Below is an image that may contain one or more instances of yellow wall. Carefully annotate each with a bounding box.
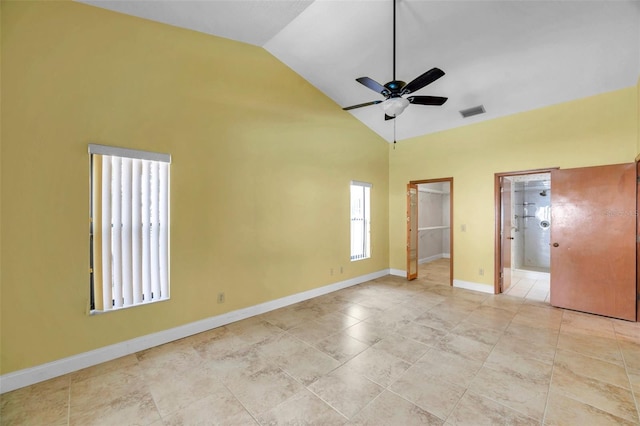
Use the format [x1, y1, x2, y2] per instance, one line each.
[389, 86, 638, 287]
[0, 1, 389, 374]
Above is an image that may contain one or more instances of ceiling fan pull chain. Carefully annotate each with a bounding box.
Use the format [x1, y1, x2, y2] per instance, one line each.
[393, 118, 397, 148]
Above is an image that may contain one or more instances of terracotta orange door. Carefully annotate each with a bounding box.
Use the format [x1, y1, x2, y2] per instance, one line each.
[501, 178, 513, 292]
[550, 163, 636, 321]
[407, 183, 418, 280]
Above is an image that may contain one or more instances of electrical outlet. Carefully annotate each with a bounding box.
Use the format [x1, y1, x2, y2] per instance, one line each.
[330, 268, 334, 276]
[340, 266, 344, 274]
[479, 268, 484, 276]
[461, 224, 467, 232]
[217, 292, 225, 304]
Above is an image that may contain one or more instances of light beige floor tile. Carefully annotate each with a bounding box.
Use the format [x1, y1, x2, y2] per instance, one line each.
[137, 339, 203, 372]
[613, 319, 640, 344]
[499, 328, 557, 365]
[225, 366, 304, 417]
[557, 332, 624, 366]
[143, 362, 223, 417]
[413, 309, 467, 332]
[550, 367, 638, 423]
[449, 321, 503, 346]
[344, 321, 393, 346]
[485, 345, 553, 383]
[434, 334, 494, 363]
[315, 311, 362, 330]
[544, 391, 637, 426]
[227, 318, 285, 346]
[342, 347, 411, 387]
[288, 319, 342, 344]
[560, 310, 617, 339]
[371, 334, 430, 364]
[255, 332, 309, 363]
[349, 390, 443, 425]
[511, 304, 562, 329]
[463, 305, 515, 331]
[554, 348, 630, 389]
[261, 306, 318, 330]
[363, 308, 415, 331]
[71, 354, 139, 383]
[162, 391, 258, 426]
[619, 339, 640, 371]
[396, 321, 448, 346]
[628, 368, 640, 394]
[340, 304, 385, 321]
[70, 365, 159, 426]
[258, 389, 346, 426]
[307, 366, 384, 419]
[276, 343, 341, 386]
[314, 331, 371, 363]
[0, 377, 70, 426]
[481, 294, 524, 313]
[204, 347, 273, 385]
[412, 348, 483, 388]
[446, 391, 538, 426]
[468, 365, 548, 421]
[389, 367, 466, 420]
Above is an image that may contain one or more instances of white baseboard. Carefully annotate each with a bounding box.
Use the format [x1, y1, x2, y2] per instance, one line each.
[418, 254, 443, 264]
[453, 279, 495, 294]
[0, 269, 390, 394]
[513, 269, 550, 280]
[389, 268, 406, 277]
[442, 253, 450, 259]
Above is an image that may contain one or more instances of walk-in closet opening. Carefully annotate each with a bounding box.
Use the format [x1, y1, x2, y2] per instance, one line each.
[407, 178, 453, 285]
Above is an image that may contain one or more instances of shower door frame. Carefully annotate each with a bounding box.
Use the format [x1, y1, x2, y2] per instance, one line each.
[494, 167, 558, 294]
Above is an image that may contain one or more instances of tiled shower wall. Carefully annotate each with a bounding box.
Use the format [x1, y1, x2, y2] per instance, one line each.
[513, 182, 551, 271]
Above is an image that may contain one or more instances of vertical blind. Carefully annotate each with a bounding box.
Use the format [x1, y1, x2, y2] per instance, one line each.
[350, 181, 371, 261]
[89, 144, 170, 311]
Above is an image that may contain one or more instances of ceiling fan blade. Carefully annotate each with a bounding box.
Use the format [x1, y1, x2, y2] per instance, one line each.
[407, 95, 448, 106]
[356, 77, 388, 95]
[343, 100, 382, 111]
[385, 114, 396, 121]
[401, 68, 445, 95]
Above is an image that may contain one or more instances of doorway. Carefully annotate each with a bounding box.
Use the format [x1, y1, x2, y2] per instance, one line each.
[407, 178, 453, 285]
[496, 164, 637, 321]
[495, 169, 556, 297]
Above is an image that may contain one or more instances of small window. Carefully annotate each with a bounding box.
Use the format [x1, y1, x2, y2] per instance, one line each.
[89, 144, 171, 312]
[350, 181, 371, 261]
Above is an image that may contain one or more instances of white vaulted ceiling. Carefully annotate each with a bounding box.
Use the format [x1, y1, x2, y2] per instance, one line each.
[79, 0, 640, 142]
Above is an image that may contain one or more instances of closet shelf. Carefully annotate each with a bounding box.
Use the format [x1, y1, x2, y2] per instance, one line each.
[418, 188, 450, 195]
[418, 226, 450, 231]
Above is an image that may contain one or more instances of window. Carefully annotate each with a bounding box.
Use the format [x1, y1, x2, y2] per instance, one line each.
[89, 144, 171, 312]
[350, 181, 371, 261]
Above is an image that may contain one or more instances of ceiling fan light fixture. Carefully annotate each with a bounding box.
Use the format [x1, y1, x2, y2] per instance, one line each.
[380, 97, 410, 117]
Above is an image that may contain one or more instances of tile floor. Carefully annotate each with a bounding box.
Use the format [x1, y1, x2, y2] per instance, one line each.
[1, 260, 639, 425]
[504, 269, 551, 304]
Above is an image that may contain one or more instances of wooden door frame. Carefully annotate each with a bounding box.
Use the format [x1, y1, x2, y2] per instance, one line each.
[636, 154, 640, 322]
[409, 177, 454, 286]
[494, 168, 557, 294]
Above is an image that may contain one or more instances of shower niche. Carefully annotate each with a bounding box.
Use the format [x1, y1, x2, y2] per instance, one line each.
[511, 177, 551, 273]
[417, 182, 450, 263]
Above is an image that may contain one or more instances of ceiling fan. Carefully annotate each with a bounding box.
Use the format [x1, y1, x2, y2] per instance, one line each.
[342, 0, 448, 121]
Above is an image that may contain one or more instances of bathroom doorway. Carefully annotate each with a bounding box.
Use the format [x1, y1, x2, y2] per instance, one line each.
[495, 169, 554, 298]
[407, 178, 453, 285]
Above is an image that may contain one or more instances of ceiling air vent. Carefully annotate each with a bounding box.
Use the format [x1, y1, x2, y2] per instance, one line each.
[459, 105, 485, 118]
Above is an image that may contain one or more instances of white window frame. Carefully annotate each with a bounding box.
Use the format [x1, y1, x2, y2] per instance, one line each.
[350, 181, 371, 261]
[89, 144, 171, 312]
